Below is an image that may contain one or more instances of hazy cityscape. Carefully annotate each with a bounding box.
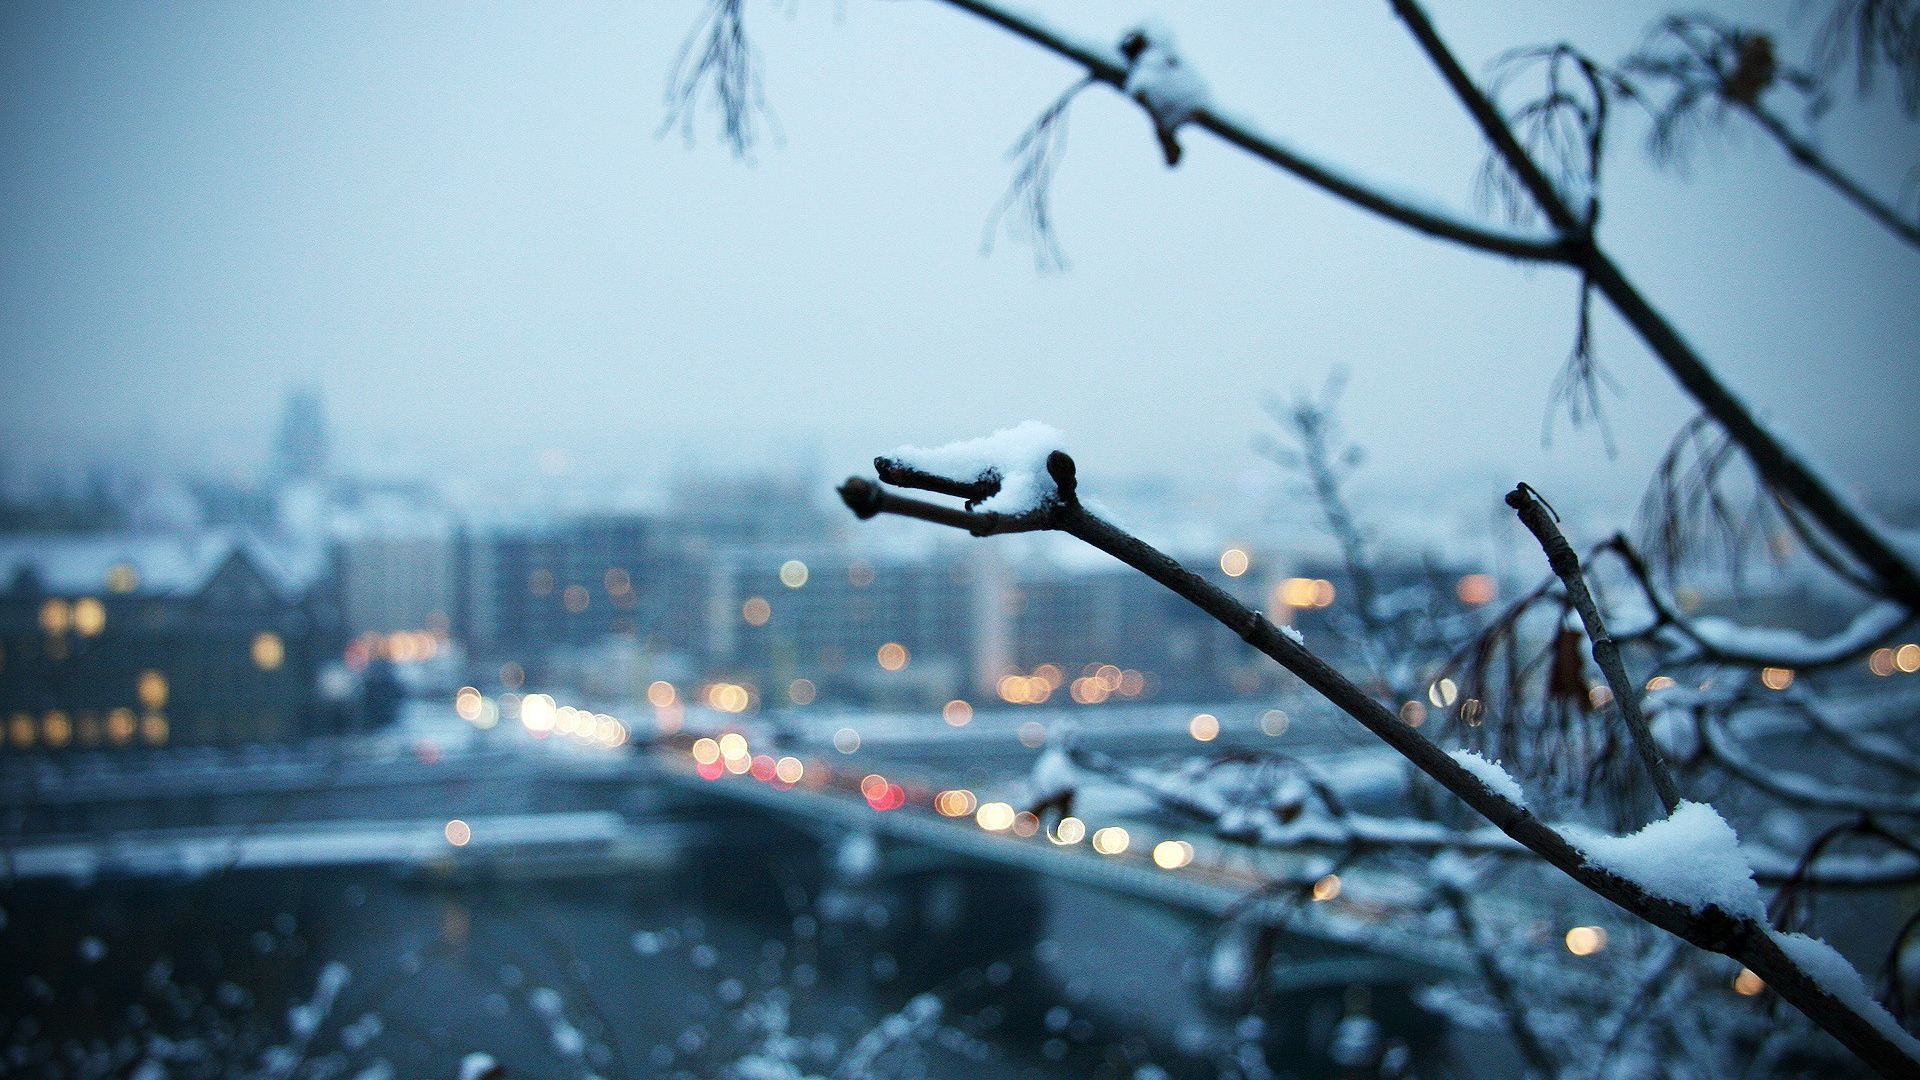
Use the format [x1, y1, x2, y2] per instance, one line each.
[5, 2, 1920, 1080]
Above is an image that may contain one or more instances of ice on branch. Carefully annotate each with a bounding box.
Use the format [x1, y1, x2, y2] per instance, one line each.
[1768, 932, 1920, 1057]
[1119, 20, 1211, 165]
[458, 1054, 503, 1080]
[1569, 801, 1764, 919]
[881, 421, 1068, 514]
[1447, 750, 1527, 809]
[1681, 600, 1909, 666]
[1027, 741, 1078, 805]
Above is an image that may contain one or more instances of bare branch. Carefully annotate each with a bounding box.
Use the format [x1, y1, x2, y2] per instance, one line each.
[1811, 0, 1920, 117]
[1507, 483, 1683, 815]
[1383, 0, 1920, 610]
[982, 77, 1092, 272]
[1624, 14, 1920, 249]
[662, 0, 777, 160]
[1438, 881, 1563, 1080]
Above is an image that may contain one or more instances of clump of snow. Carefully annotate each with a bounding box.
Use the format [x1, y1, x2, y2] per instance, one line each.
[1686, 601, 1909, 666]
[1570, 801, 1764, 920]
[1278, 623, 1305, 645]
[1446, 750, 1526, 809]
[884, 422, 1066, 515]
[1027, 743, 1078, 804]
[458, 1052, 502, 1080]
[1121, 20, 1211, 130]
[1429, 851, 1482, 889]
[1768, 931, 1920, 1057]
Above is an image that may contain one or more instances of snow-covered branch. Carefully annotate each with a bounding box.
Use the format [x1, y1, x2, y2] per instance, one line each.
[839, 434, 1920, 1077]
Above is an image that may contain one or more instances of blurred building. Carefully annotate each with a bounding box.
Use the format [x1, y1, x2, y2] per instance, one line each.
[465, 515, 704, 684]
[270, 386, 330, 485]
[0, 534, 349, 751]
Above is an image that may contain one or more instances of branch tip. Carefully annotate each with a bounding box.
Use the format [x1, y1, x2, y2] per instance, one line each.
[1046, 450, 1078, 503]
[838, 476, 883, 520]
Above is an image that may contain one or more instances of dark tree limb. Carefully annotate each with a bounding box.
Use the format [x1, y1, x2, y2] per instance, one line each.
[685, 0, 1920, 606]
[935, 0, 1581, 265]
[1383, 0, 1920, 612]
[1746, 103, 1920, 248]
[839, 450, 1920, 1078]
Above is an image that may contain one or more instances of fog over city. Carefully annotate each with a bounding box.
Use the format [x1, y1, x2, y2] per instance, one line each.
[4, 1, 1916, 532]
[4, 4, 1920, 1080]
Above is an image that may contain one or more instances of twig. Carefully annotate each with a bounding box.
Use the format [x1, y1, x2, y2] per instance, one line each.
[1506, 484, 1682, 815]
[1438, 881, 1563, 1080]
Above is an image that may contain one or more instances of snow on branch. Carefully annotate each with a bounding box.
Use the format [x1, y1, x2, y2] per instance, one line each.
[876, 421, 1069, 516]
[1567, 801, 1765, 920]
[1447, 750, 1528, 810]
[1118, 20, 1211, 165]
[1680, 600, 1911, 667]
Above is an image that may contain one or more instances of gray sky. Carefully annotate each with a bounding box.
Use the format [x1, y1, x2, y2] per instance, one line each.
[3, 1, 1916, 524]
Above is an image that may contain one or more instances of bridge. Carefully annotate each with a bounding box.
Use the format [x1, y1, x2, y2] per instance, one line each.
[0, 728, 1462, 1000]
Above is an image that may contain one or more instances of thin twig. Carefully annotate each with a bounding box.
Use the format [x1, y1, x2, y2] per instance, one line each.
[1507, 484, 1683, 815]
[1439, 881, 1563, 1080]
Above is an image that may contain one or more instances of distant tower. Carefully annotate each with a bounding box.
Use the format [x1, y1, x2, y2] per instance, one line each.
[271, 387, 330, 485]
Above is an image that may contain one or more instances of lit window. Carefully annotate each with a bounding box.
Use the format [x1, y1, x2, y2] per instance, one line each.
[1565, 926, 1607, 956]
[1455, 574, 1495, 605]
[137, 670, 169, 710]
[252, 631, 285, 671]
[72, 598, 106, 637]
[39, 598, 70, 636]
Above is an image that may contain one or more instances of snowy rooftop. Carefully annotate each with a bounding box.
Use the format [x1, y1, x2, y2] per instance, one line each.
[0, 533, 329, 600]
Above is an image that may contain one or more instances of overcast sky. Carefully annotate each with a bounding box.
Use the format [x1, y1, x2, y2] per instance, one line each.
[2, 1, 1915, 528]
